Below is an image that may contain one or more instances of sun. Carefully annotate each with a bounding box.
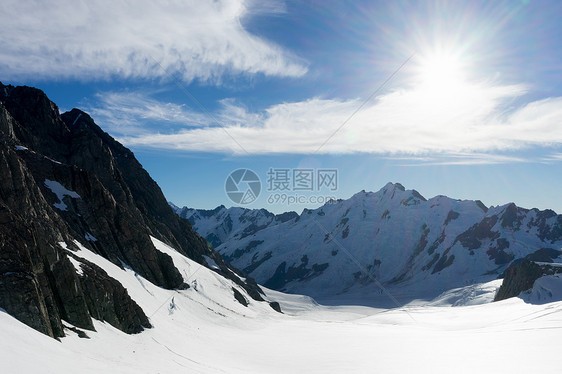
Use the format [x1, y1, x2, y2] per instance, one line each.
[416, 51, 467, 92]
[409, 48, 479, 113]
[403, 47, 486, 124]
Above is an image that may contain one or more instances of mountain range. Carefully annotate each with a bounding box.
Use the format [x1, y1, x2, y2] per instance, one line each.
[174, 182, 562, 304]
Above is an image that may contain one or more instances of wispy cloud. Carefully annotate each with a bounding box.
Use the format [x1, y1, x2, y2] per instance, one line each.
[93, 79, 562, 160]
[541, 153, 562, 162]
[0, 0, 306, 82]
[87, 91, 211, 136]
[391, 153, 529, 166]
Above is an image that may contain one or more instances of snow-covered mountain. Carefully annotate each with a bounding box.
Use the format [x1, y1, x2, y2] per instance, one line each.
[177, 182, 562, 304]
[171, 204, 298, 248]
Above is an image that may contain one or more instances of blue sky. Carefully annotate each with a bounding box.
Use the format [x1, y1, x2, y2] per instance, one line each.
[1, 0, 561, 214]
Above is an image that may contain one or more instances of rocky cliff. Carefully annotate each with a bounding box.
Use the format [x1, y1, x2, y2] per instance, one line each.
[494, 248, 562, 301]
[0, 83, 264, 338]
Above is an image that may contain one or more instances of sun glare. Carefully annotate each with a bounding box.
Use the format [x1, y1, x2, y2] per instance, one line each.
[417, 52, 466, 92]
[410, 49, 479, 114]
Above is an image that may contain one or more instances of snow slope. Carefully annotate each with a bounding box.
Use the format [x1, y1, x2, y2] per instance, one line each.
[522, 273, 562, 304]
[2, 264, 562, 373]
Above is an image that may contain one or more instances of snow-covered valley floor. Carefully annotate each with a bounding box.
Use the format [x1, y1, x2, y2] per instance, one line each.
[2, 239, 561, 373]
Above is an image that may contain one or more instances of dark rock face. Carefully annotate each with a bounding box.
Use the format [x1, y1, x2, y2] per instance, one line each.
[75, 254, 151, 333]
[0, 83, 265, 338]
[269, 301, 282, 313]
[223, 240, 264, 264]
[275, 211, 299, 223]
[525, 248, 562, 262]
[444, 210, 459, 225]
[494, 260, 543, 301]
[431, 247, 455, 274]
[531, 209, 562, 243]
[0, 132, 84, 337]
[455, 216, 500, 250]
[486, 238, 514, 265]
[494, 260, 562, 301]
[264, 257, 329, 290]
[232, 287, 248, 307]
[500, 203, 526, 229]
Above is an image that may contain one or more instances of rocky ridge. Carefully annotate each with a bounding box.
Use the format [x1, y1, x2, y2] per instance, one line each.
[0, 83, 266, 338]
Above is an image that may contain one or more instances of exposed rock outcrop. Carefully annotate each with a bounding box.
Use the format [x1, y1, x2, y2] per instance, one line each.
[494, 248, 562, 302]
[494, 260, 547, 301]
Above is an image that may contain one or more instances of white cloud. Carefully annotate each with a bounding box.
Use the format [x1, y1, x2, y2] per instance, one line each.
[541, 153, 562, 162]
[391, 153, 529, 166]
[0, 0, 306, 82]
[87, 91, 211, 135]
[89, 80, 562, 160]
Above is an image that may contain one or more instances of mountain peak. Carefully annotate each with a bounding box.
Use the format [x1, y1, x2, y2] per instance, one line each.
[382, 182, 405, 192]
[376, 182, 426, 203]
